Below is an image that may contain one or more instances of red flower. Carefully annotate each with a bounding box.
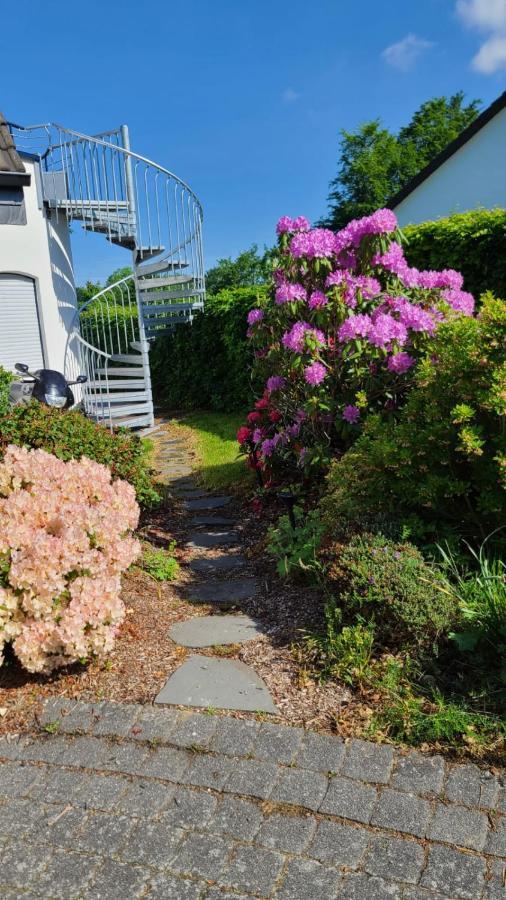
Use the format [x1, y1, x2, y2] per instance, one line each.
[255, 397, 269, 411]
[247, 411, 262, 424]
[251, 497, 263, 515]
[269, 410, 282, 423]
[237, 426, 252, 444]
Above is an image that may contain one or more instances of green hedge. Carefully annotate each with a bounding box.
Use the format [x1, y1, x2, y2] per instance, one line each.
[404, 209, 506, 300]
[150, 286, 267, 411]
[0, 366, 13, 417]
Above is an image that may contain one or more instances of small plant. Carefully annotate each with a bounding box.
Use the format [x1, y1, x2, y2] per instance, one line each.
[267, 507, 325, 581]
[42, 721, 60, 734]
[0, 365, 13, 417]
[141, 543, 179, 582]
[304, 616, 376, 686]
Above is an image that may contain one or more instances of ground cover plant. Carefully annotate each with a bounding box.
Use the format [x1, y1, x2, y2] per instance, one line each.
[141, 542, 179, 582]
[0, 444, 140, 674]
[0, 402, 160, 508]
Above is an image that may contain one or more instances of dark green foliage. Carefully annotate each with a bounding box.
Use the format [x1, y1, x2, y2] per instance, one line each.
[266, 507, 325, 580]
[324, 93, 480, 229]
[327, 534, 456, 648]
[205, 245, 269, 295]
[404, 209, 506, 300]
[0, 366, 13, 417]
[0, 402, 160, 507]
[322, 296, 506, 544]
[150, 286, 267, 411]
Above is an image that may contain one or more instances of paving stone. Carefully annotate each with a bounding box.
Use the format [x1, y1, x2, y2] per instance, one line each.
[391, 752, 446, 797]
[208, 716, 260, 756]
[252, 722, 304, 764]
[371, 788, 431, 837]
[172, 489, 208, 499]
[17, 735, 68, 765]
[84, 858, 149, 900]
[33, 848, 101, 897]
[90, 703, 141, 738]
[205, 890, 249, 900]
[58, 734, 113, 768]
[129, 707, 182, 743]
[342, 738, 395, 784]
[72, 772, 129, 811]
[210, 795, 263, 840]
[445, 763, 501, 809]
[220, 844, 285, 897]
[187, 530, 240, 549]
[274, 858, 341, 900]
[0, 734, 25, 760]
[270, 767, 329, 811]
[224, 758, 280, 800]
[184, 495, 232, 510]
[421, 845, 486, 899]
[295, 731, 345, 774]
[0, 761, 45, 798]
[172, 831, 232, 880]
[37, 804, 88, 847]
[121, 820, 184, 868]
[169, 614, 263, 648]
[486, 814, 506, 857]
[258, 812, 316, 853]
[483, 860, 506, 899]
[101, 741, 151, 775]
[146, 873, 206, 899]
[166, 711, 219, 749]
[319, 775, 378, 824]
[142, 745, 192, 781]
[428, 802, 489, 851]
[402, 890, 453, 900]
[40, 699, 100, 733]
[190, 515, 237, 527]
[188, 554, 248, 575]
[154, 655, 278, 713]
[363, 834, 425, 884]
[30, 768, 90, 805]
[116, 779, 177, 816]
[339, 872, 402, 899]
[186, 752, 235, 789]
[186, 577, 259, 608]
[0, 798, 48, 839]
[74, 811, 134, 855]
[160, 786, 218, 829]
[308, 819, 368, 868]
[1, 841, 51, 888]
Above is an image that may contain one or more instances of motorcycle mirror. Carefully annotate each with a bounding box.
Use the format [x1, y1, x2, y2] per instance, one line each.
[15, 363, 29, 373]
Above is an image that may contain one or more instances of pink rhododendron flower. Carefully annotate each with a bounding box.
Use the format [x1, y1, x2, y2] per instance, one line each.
[282, 322, 325, 353]
[266, 375, 285, 392]
[275, 282, 307, 305]
[247, 308, 264, 326]
[276, 215, 310, 235]
[338, 314, 372, 343]
[290, 228, 336, 259]
[342, 405, 361, 424]
[237, 426, 252, 444]
[304, 361, 327, 385]
[441, 289, 475, 316]
[387, 352, 416, 374]
[308, 291, 328, 309]
[368, 313, 407, 349]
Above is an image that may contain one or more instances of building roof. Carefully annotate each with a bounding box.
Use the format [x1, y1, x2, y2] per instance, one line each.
[389, 91, 506, 210]
[0, 112, 31, 186]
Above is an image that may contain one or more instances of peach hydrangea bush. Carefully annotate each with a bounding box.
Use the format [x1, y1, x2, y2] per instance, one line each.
[0, 444, 140, 673]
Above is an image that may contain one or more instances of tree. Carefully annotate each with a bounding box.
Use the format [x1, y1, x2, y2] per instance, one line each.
[323, 93, 481, 230]
[205, 244, 270, 295]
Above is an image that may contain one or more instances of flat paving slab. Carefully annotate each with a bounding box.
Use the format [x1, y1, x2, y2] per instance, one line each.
[187, 577, 259, 608]
[154, 655, 278, 712]
[158, 467, 194, 480]
[189, 555, 247, 575]
[190, 516, 237, 527]
[169, 614, 263, 648]
[184, 496, 232, 510]
[187, 531, 240, 549]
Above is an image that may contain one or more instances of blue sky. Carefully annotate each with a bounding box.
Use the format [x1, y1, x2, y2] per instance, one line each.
[3, 0, 505, 284]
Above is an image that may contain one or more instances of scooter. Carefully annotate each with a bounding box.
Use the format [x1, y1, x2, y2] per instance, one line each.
[9, 364, 87, 410]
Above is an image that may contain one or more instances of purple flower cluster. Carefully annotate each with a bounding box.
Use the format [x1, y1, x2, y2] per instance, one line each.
[334, 208, 398, 254]
[276, 215, 311, 235]
[441, 289, 475, 316]
[304, 361, 327, 385]
[247, 308, 264, 326]
[387, 351, 416, 374]
[275, 282, 307, 305]
[342, 405, 360, 424]
[282, 321, 325, 353]
[266, 375, 285, 392]
[290, 228, 336, 259]
[326, 272, 381, 308]
[308, 290, 328, 309]
[390, 297, 436, 334]
[368, 313, 407, 349]
[373, 243, 470, 300]
[337, 314, 372, 342]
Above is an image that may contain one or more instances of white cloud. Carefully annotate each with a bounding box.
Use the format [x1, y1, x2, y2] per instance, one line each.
[456, 0, 506, 73]
[381, 34, 434, 72]
[281, 88, 300, 103]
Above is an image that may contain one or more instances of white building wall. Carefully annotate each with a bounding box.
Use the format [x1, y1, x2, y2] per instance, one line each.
[394, 107, 506, 226]
[0, 157, 77, 371]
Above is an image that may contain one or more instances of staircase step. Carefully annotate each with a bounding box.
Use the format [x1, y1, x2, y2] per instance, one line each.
[136, 257, 189, 277]
[86, 391, 150, 404]
[140, 290, 202, 305]
[135, 246, 166, 263]
[138, 275, 193, 290]
[129, 341, 149, 352]
[48, 199, 130, 212]
[141, 302, 202, 317]
[110, 353, 145, 364]
[91, 402, 153, 418]
[96, 367, 144, 376]
[112, 413, 154, 429]
[108, 234, 137, 250]
[86, 379, 146, 389]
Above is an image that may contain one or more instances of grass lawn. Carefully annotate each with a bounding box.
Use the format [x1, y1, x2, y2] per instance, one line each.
[169, 410, 254, 492]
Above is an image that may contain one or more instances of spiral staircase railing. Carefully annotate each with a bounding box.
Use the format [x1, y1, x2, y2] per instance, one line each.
[9, 121, 205, 429]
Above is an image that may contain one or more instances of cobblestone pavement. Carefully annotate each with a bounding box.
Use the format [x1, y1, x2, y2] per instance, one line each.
[0, 702, 504, 898]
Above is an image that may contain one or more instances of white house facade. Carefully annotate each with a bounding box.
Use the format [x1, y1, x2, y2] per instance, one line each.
[390, 92, 506, 227]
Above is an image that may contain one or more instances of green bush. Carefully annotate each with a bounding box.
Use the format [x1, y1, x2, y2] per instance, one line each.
[266, 507, 325, 581]
[404, 209, 506, 301]
[0, 402, 160, 507]
[150, 286, 267, 411]
[0, 366, 13, 417]
[322, 295, 506, 544]
[141, 543, 179, 581]
[327, 533, 456, 648]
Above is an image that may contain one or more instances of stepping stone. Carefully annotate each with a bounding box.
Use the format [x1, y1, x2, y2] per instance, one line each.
[154, 655, 278, 713]
[184, 496, 232, 511]
[190, 516, 236, 527]
[189, 555, 247, 575]
[172, 489, 209, 499]
[187, 531, 240, 549]
[187, 577, 259, 608]
[169, 614, 263, 648]
[158, 467, 194, 479]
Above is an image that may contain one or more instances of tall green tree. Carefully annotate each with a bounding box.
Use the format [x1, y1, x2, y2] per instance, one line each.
[205, 244, 270, 295]
[324, 93, 481, 230]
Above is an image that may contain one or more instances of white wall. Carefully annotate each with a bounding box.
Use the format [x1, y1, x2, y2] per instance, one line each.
[0, 157, 77, 371]
[394, 106, 506, 226]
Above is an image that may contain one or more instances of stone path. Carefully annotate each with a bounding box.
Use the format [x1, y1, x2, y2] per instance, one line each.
[0, 700, 504, 899]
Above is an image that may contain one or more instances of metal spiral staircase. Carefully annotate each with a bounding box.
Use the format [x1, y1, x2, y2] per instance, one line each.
[9, 122, 205, 429]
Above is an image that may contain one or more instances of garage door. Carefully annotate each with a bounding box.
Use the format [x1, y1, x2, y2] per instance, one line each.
[0, 274, 44, 372]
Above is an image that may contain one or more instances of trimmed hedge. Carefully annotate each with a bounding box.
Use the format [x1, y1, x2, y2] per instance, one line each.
[0, 366, 12, 417]
[404, 209, 506, 300]
[150, 286, 267, 411]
